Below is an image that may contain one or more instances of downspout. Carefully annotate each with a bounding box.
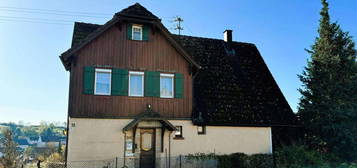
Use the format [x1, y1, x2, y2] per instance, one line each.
[65, 114, 69, 167]
[168, 131, 172, 168]
[123, 131, 127, 167]
[191, 66, 201, 122]
[64, 63, 73, 167]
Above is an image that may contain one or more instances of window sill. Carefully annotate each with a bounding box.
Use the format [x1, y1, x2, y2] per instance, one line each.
[93, 94, 111, 96]
[173, 137, 184, 140]
[129, 39, 147, 42]
[159, 97, 174, 99]
[129, 95, 144, 97]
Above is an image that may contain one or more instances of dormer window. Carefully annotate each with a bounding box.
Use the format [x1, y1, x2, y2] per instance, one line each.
[132, 25, 143, 40]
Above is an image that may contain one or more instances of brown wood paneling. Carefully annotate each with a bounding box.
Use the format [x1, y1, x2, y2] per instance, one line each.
[69, 23, 193, 119]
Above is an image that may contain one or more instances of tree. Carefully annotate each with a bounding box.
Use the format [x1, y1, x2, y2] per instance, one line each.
[0, 129, 21, 168]
[298, 0, 357, 161]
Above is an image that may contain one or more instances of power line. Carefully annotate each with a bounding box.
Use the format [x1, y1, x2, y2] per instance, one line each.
[0, 8, 110, 18]
[0, 15, 76, 23]
[0, 6, 111, 16]
[0, 18, 72, 26]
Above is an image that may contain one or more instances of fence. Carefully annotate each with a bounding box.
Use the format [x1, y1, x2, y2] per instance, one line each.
[45, 156, 218, 168]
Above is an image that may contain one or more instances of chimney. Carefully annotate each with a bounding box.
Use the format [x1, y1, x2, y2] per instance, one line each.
[223, 30, 232, 43]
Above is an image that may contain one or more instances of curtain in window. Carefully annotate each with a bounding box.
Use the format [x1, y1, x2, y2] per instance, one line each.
[130, 75, 143, 96]
[96, 72, 110, 94]
[160, 77, 173, 97]
[133, 27, 141, 40]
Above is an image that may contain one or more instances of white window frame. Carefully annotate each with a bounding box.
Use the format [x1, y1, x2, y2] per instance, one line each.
[94, 68, 112, 95]
[174, 126, 183, 138]
[132, 25, 143, 41]
[160, 73, 174, 98]
[129, 71, 144, 97]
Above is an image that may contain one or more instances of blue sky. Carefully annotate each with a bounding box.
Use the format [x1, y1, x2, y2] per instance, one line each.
[0, 0, 356, 124]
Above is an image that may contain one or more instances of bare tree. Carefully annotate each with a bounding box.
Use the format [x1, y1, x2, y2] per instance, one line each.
[0, 129, 21, 168]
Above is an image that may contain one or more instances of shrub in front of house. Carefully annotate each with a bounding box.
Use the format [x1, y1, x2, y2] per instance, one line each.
[274, 145, 357, 168]
[186, 152, 273, 168]
[275, 145, 326, 168]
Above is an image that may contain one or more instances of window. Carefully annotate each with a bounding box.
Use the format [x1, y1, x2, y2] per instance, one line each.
[174, 126, 183, 138]
[160, 74, 174, 98]
[197, 126, 206, 135]
[94, 68, 111, 95]
[129, 71, 144, 96]
[132, 25, 143, 40]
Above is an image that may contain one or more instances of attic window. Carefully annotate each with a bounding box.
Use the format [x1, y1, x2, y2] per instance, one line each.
[132, 25, 143, 40]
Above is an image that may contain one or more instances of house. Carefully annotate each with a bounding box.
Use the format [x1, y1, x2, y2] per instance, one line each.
[60, 3, 298, 167]
[16, 138, 30, 150]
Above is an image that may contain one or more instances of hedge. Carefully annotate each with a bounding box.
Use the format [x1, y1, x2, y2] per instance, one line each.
[186, 152, 273, 168]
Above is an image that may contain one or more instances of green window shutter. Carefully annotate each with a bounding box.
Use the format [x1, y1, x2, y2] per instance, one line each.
[111, 68, 128, 96]
[83, 66, 95, 95]
[175, 73, 184, 98]
[127, 24, 132, 40]
[142, 25, 149, 41]
[144, 71, 160, 97]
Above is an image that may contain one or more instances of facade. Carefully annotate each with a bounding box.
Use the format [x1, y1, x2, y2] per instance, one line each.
[60, 3, 298, 168]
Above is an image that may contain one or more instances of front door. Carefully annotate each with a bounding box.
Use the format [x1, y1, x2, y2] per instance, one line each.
[140, 128, 155, 168]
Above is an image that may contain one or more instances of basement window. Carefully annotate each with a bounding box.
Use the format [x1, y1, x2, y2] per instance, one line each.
[94, 68, 112, 95]
[174, 126, 183, 139]
[132, 25, 143, 40]
[197, 126, 206, 135]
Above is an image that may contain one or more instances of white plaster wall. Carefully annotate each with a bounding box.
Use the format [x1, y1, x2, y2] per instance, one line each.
[67, 118, 272, 162]
[167, 120, 272, 156]
[67, 118, 131, 161]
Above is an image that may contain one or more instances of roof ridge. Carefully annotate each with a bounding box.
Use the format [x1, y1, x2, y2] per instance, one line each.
[115, 3, 159, 20]
[173, 34, 255, 46]
[74, 21, 102, 26]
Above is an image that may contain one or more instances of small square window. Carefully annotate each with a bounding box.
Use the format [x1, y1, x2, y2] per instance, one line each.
[132, 25, 143, 40]
[129, 71, 144, 97]
[160, 74, 174, 98]
[174, 126, 183, 138]
[94, 69, 111, 95]
[197, 126, 206, 135]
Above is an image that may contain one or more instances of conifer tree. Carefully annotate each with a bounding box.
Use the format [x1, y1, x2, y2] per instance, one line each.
[298, 0, 357, 161]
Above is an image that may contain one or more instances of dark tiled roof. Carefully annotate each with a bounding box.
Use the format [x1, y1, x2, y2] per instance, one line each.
[70, 22, 298, 126]
[115, 3, 159, 20]
[173, 35, 298, 126]
[71, 22, 101, 47]
[16, 139, 29, 145]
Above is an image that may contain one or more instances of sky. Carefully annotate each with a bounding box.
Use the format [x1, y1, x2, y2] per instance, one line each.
[0, 0, 356, 124]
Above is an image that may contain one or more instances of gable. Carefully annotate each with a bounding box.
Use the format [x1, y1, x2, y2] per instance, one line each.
[74, 22, 190, 73]
[60, 3, 199, 71]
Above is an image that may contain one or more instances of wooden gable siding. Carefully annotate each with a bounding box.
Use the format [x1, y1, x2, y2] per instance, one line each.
[68, 23, 192, 119]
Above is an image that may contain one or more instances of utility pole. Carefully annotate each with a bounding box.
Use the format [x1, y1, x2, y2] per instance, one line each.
[173, 16, 184, 35]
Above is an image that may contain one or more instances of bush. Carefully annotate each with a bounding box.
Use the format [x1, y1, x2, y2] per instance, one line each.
[186, 152, 273, 168]
[248, 154, 274, 168]
[274, 145, 357, 168]
[275, 145, 327, 168]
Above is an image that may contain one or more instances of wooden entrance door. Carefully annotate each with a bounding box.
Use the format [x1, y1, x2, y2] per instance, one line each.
[140, 128, 155, 168]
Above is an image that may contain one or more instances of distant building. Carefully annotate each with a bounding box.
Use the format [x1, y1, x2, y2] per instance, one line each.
[17, 138, 30, 149]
